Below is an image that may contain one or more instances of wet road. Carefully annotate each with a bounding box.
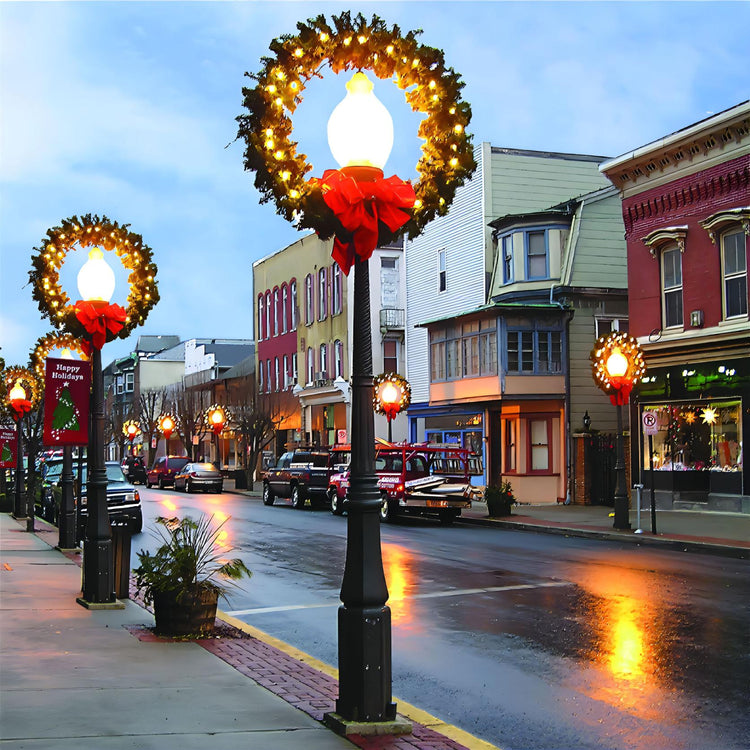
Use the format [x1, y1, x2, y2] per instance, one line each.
[133, 487, 749, 750]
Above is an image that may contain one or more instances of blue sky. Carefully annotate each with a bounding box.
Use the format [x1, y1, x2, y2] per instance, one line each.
[1, 1, 749, 370]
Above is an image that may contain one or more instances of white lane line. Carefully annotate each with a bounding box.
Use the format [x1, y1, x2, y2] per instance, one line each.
[226, 580, 570, 617]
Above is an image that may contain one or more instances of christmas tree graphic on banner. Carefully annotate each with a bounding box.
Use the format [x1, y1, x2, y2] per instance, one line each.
[51, 384, 80, 433]
[1, 442, 11, 464]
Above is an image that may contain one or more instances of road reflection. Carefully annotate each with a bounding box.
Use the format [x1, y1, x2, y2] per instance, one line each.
[381, 543, 420, 630]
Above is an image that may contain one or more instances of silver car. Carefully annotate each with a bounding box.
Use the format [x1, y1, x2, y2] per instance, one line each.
[173, 462, 223, 494]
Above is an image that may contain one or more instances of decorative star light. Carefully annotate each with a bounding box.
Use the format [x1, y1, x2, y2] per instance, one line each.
[701, 407, 717, 425]
[683, 411, 696, 425]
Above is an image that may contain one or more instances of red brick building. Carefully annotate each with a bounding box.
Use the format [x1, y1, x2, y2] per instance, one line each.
[602, 101, 749, 513]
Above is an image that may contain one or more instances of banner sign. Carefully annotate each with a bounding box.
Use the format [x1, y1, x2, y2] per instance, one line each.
[43, 357, 91, 446]
[0, 426, 17, 468]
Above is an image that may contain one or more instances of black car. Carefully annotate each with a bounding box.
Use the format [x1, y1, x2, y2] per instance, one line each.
[38, 459, 143, 536]
[121, 455, 147, 484]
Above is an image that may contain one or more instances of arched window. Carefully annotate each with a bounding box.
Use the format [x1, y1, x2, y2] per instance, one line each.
[320, 343, 327, 377]
[332, 264, 342, 315]
[258, 359, 264, 392]
[334, 339, 344, 378]
[265, 291, 271, 339]
[266, 359, 272, 392]
[290, 280, 298, 330]
[307, 347, 314, 385]
[318, 268, 328, 320]
[282, 354, 289, 388]
[257, 295, 265, 340]
[274, 357, 280, 391]
[273, 288, 280, 336]
[281, 284, 289, 333]
[305, 274, 314, 325]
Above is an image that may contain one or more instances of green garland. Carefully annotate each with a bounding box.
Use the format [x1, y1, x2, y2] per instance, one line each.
[237, 12, 476, 245]
[29, 214, 159, 342]
[3, 366, 43, 410]
[373, 372, 411, 415]
[31, 332, 89, 379]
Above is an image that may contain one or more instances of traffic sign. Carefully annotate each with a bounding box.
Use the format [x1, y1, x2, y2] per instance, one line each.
[642, 411, 658, 436]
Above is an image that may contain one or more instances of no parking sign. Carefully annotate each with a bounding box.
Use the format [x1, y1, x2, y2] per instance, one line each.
[642, 411, 658, 436]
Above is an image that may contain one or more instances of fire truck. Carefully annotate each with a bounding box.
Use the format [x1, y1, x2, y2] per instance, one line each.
[327, 442, 483, 524]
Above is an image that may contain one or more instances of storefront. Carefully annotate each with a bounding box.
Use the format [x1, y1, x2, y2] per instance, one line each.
[634, 357, 748, 513]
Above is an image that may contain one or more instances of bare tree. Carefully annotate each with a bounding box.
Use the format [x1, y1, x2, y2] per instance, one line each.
[169, 383, 211, 461]
[139, 388, 166, 468]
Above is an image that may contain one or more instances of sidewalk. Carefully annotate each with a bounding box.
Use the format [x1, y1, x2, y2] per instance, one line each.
[0, 512, 494, 750]
[227, 480, 750, 558]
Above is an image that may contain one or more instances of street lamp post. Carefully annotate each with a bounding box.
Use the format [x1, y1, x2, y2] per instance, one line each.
[206, 405, 227, 469]
[8, 381, 29, 522]
[374, 374, 411, 444]
[590, 333, 646, 531]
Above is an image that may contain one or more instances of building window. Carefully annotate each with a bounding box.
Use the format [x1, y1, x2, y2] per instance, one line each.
[290, 280, 298, 329]
[318, 268, 328, 320]
[305, 274, 314, 325]
[265, 291, 272, 339]
[281, 284, 289, 333]
[320, 343, 327, 377]
[661, 245, 683, 328]
[380, 256, 399, 308]
[116, 375, 124, 395]
[257, 295, 265, 341]
[332, 265, 342, 315]
[595, 317, 629, 338]
[528, 418, 551, 473]
[501, 235, 513, 283]
[125, 372, 134, 392]
[429, 321, 498, 382]
[721, 228, 747, 319]
[273, 288, 280, 336]
[507, 329, 562, 374]
[526, 230, 548, 279]
[334, 340, 344, 378]
[383, 340, 398, 373]
[283, 354, 289, 388]
[292, 352, 298, 384]
[504, 418, 517, 473]
[438, 249, 446, 292]
[274, 357, 280, 392]
[307, 347, 314, 385]
[258, 360, 264, 392]
[266, 359, 272, 393]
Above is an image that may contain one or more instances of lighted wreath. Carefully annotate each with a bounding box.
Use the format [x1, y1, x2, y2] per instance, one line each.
[590, 332, 646, 406]
[237, 12, 476, 246]
[3, 366, 43, 413]
[123, 420, 141, 441]
[30, 332, 89, 379]
[205, 404, 231, 435]
[373, 372, 411, 418]
[157, 413, 179, 439]
[29, 213, 159, 343]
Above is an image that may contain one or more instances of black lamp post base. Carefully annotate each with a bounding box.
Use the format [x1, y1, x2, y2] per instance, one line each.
[76, 596, 125, 610]
[324, 711, 412, 737]
[80, 538, 118, 606]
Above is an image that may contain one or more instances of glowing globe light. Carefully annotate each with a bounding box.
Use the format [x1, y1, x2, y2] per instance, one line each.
[211, 410, 223, 426]
[605, 347, 629, 379]
[9, 381, 26, 404]
[327, 72, 394, 169]
[380, 381, 400, 405]
[77, 247, 115, 302]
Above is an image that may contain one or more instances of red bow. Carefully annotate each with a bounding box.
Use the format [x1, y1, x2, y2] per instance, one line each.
[608, 380, 633, 406]
[74, 301, 127, 353]
[309, 169, 416, 275]
[10, 400, 32, 422]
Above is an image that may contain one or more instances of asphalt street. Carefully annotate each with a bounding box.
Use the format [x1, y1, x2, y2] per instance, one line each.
[134, 487, 750, 750]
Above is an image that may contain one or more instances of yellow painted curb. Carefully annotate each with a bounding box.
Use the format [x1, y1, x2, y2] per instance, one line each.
[217, 608, 501, 750]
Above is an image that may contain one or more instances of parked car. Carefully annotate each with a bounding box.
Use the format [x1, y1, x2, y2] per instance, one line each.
[173, 462, 223, 494]
[146, 455, 190, 489]
[121, 455, 147, 484]
[37, 458, 143, 536]
[263, 447, 350, 509]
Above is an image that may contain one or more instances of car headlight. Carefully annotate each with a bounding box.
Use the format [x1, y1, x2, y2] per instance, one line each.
[125, 492, 135, 503]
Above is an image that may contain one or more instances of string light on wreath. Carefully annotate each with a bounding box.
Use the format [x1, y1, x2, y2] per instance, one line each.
[590, 332, 646, 406]
[373, 373, 411, 419]
[123, 419, 141, 443]
[237, 12, 476, 248]
[30, 332, 89, 379]
[29, 214, 159, 347]
[205, 404, 231, 436]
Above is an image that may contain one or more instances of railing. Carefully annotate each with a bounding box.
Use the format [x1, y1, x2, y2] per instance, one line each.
[380, 308, 405, 329]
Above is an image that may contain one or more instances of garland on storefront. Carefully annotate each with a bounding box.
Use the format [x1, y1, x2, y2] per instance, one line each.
[237, 12, 476, 246]
[29, 214, 159, 343]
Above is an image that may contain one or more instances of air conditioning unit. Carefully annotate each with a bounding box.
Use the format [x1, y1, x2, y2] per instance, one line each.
[315, 371, 327, 381]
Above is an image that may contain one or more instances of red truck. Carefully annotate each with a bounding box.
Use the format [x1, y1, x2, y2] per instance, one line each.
[327, 442, 483, 524]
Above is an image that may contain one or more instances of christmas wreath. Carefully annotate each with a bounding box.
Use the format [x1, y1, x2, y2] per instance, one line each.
[205, 404, 231, 435]
[237, 12, 476, 247]
[3, 366, 43, 418]
[123, 420, 141, 440]
[157, 413, 179, 439]
[373, 372, 411, 419]
[590, 332, 646, 406]
[29, 214, 159, 344]
[30, 332, 89, 379]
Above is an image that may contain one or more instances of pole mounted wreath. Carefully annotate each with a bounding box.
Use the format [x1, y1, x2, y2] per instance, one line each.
[237, 12, 476, 259]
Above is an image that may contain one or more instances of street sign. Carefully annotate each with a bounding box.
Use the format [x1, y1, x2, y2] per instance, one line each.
[642, 411, 658, 436]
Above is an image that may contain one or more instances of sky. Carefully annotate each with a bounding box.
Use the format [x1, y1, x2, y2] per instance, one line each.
[1, 1, 749, 371]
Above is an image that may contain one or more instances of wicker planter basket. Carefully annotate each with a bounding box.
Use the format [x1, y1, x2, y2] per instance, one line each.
[153, 586, 219, 636]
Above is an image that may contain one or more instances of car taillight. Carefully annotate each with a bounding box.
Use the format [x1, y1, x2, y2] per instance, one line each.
[134, 490, 140, 502]
[396, 483, 404, 493]
[190, 472, 199, 477]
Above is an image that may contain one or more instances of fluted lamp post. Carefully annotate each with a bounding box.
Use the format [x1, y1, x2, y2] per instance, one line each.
[590, 332, 646, 531]
[77, 248, 120, 607]
[8, 381, 29, 525]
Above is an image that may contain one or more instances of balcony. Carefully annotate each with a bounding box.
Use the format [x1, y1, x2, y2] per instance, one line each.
[380, 308, 405, 331]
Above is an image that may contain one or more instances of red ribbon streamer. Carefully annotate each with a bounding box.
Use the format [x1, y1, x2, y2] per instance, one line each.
[309, 169, 416, 275]
[10, 400, 32, 422]
[74, 301, 127, 353]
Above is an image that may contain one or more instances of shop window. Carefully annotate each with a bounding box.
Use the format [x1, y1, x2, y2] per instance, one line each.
[643, 401, 742, 472]
[528, 418, 551, 473]
[661, 245, 683, 329]
[721, 228, 747, 319]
